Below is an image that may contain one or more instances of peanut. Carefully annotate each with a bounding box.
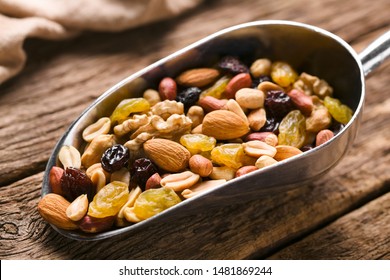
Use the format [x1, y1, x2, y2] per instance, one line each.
[160, 171, 200, 192]
[58, 145, 81, 169]
[247, 108, 266, 131]
[316, 129, 334, 147]
[82, 117, 111, 142]
[243, 140, 277, 158]
[235, 88, 264, 109]
[250, 58, 271, 77]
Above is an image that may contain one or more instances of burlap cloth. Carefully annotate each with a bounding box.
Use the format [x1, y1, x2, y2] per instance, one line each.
[0, 0, 202, 84]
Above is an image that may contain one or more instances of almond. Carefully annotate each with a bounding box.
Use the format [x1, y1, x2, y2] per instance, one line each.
[143, 138, 191, 172]
[274, 145, 303, 161]
[176, 68, 220, 87]
[202, 110, 250, 140]
[38, 193, 78, 230]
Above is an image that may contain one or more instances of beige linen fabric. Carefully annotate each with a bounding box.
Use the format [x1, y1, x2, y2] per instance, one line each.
[0, 0, 202, 84]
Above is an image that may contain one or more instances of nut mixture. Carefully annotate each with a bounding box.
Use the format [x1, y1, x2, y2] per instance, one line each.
[38, 56, 353, 233]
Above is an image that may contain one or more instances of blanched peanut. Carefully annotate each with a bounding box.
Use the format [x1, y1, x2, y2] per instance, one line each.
[235, 88, 264, 109]
[209, 166, 236, 181]
[243, 140, 277, 158]
[187, 105, 204, 128]
[82, 117, 111, 142]
[117, 187, 142, 226]
[81, 134, 116, 168]
[160, 171, 200, 191]
[225, 99, 249, 125]
[110, 168, 130, 186]
[58, 145, 81, 169]
[255, 155, 278, 169]
[66, 194, 88, 221]
[247, 108, 266, 131]
[181, 179, 226, 199]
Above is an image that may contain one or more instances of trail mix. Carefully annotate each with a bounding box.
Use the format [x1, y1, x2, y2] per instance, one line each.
[38, 56, 353, 233]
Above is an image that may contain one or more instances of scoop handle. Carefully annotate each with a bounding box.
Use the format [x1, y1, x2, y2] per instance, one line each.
[359, 30, 390, 76]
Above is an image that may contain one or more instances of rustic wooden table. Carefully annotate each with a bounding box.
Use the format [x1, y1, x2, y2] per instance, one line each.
[1, 0, 389, 260]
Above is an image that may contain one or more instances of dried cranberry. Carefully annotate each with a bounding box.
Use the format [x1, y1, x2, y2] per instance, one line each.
[264, 90, 295, 121]
[101, 144, 129, 173]
[60, 167, 95, 202]
[130, 158, 158, 190]
[176, 87, 201, 110]
[218, 56, 249, 75]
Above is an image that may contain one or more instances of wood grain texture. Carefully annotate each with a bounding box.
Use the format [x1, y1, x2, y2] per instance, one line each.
[0, 0, 389, 259]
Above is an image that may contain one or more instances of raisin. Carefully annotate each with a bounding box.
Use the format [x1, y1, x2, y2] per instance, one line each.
[218, 56, 249, 75]
[133, 188, 181, 220]
[324, 96, 353, 124]
[130, 158, 158, 189]
[176, 87, 202, 110]
[329, 121, 345, 135]
[60, 167, 96, 202]
[278, 110, 306, 148]
[260, 117, 280, 133]
[200, 76, 230, 99]
[101, 144, 130, 173]
[88, 181, 129, 218]
[270, 61, 298, 87]
[180, 134, 216, 154]
[210, 143, 246, 169]
[252, 75, 271, 88]
[264, 90, 295, 121]
[110, 98, 150, 124]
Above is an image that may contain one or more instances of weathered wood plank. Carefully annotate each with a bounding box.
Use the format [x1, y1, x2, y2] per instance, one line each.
[0, 0, 389, 185]
[268, 191, 390, 260]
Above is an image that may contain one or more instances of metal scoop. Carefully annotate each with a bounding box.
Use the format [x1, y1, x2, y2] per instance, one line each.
[41, 20, 390, 240]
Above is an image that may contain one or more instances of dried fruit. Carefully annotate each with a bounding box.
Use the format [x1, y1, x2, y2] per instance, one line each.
[218, 56, 249, 74]
[211, 143, 245, 169]
[264, 90, 295, 121]
[200, 75, 230, 99]
[278, 110, 306, 148]
[101, 144, 130, 173]
[131, 158, 158, 189]
[180, 133, 216, 154]
[60, 167, 96, 202]
[270, 61, 298, 87]
[133, 188, 181, 220]
[176, 87, 202, 110]
[324, 96, 353, 124]
[110, 98, 150, 124]
[88, 181, 129, 218]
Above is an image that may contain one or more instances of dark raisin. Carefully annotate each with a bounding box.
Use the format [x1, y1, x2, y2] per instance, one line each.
[60, 167, 95, 202]
[251, 75, 271, 88]
[101, 144, 130, 173]
[130, 158, 158, 190]
[176, 87, 201, 110]
[260, 117, 279, 134]
[264, 90, 295, 121]
[329, 121, 344, 135]
[301, 145, 314, 152]
[218, 56, 249, 75]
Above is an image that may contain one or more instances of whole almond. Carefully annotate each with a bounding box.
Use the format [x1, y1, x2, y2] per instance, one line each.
[198, 96, 227, 112]
[274, 145, 303, 161]
[176, 68, 220, 87]
[189, 154, 213, 177]
[202, 110, 250, 140]
[49, 166, 64, 196]
[158, 77, 177, 100]
[315, 129, 334, 147]
[38, 193, 78, 230]
[143, 138, 191, 172]
[225, 73, 252, 99]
